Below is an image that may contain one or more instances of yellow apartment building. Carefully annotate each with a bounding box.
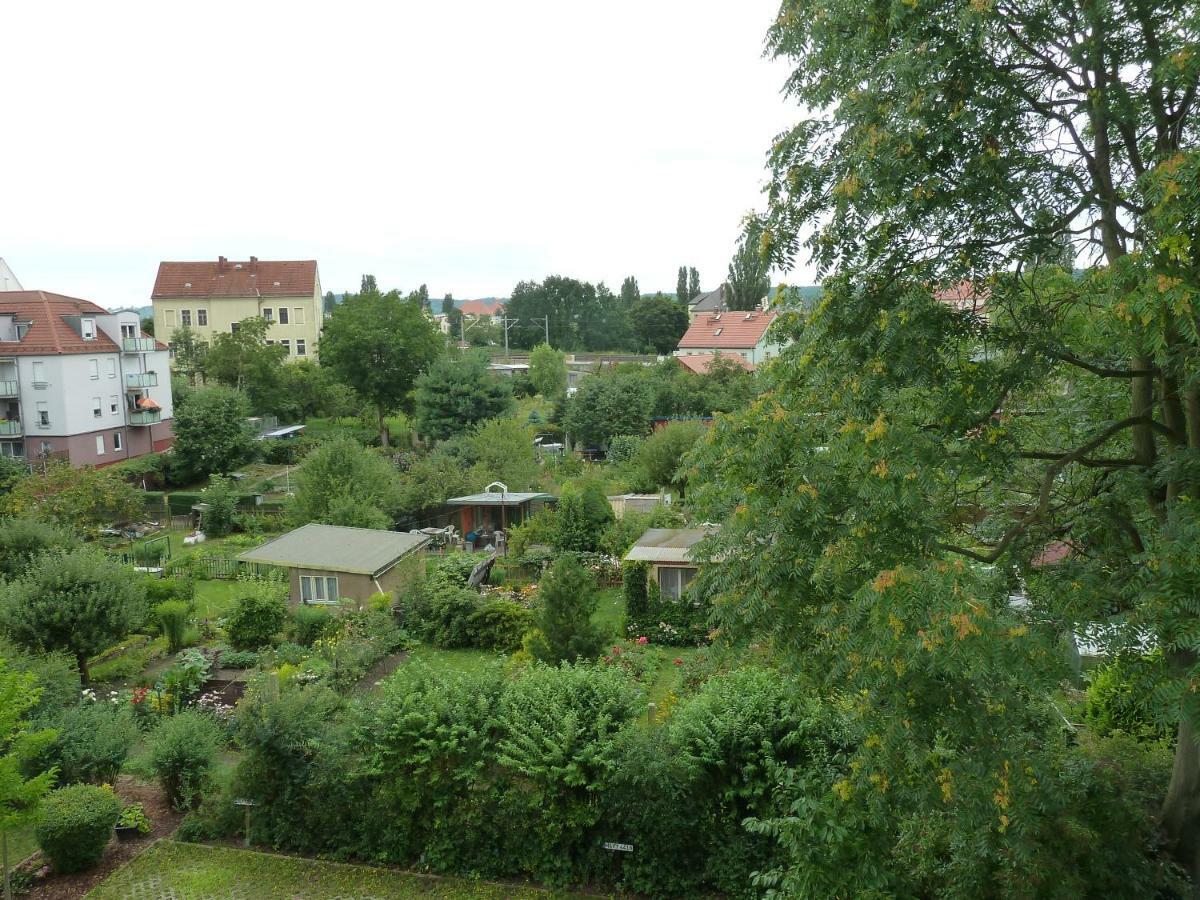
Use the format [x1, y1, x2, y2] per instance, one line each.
[151, 256, 323, 361]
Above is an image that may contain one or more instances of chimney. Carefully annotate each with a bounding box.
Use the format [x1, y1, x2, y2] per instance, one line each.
[218, 256, 227, 269]
[250, 256, 258, 272]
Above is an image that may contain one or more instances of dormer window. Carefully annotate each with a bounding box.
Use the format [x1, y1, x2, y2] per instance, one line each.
[81, 318, 96, 340]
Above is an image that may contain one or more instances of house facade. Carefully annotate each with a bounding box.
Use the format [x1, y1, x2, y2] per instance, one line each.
[459, 299, 505, 324]
[151, 257, 323, 361]
[0, 291, 174, 464]
[674, 309, 781, 369]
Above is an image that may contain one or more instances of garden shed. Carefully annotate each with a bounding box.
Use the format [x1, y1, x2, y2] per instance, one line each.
[445, 483, 556, 551]
[623, 527, 718, 600]
[238, 523, 429, 610]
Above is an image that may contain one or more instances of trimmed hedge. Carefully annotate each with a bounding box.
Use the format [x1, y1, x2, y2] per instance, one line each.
[36, 784, 121, 873]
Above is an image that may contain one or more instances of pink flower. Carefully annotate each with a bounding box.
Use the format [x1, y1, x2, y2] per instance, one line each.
[612, 646, 622, 654]
[673, 658, 683, 666]
[636, 636, 648, 645]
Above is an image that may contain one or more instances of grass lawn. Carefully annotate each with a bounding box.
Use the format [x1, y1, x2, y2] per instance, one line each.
[592, 586, 625, 639]
[5, 825, 38, 866]
[85, 840, 568, 899]
[405, 647, 508, 677]
[193, 580, 240, 620]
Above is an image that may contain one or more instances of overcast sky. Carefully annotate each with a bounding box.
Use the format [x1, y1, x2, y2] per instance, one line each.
[1, 1, 806, 309]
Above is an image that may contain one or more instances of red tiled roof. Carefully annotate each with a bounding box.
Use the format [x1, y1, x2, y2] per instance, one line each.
[0, 291, 123, 355]
[677, 310, 777, 350]
[459, 299, 504, 316]
[935, 281, 988, 315]
[152, 257, 317, 299]
[675, 352, 755, 374]
[1031, 540, 1074, 568]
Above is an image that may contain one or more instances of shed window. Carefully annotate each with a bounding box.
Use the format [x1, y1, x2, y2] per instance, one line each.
[300, 575, 339, 604]
[657, 566, 697, 601]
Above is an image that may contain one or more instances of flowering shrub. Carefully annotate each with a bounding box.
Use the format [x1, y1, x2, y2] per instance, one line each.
[600, 639, 661, 683]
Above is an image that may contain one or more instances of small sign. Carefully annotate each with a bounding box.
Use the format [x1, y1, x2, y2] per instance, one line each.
[234, 798, 258, 807]
[603, 842, 634, 853]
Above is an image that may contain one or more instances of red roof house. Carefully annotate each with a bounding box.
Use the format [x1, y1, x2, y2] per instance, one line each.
[674, 310, 781, 367]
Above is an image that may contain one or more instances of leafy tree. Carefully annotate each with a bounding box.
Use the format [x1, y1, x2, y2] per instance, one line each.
[528, 343, 567, 399]
[619, 276, 640, 307]
[199, 475, 238, 537]
[630, 294, 689, 354]
[169, 327, 208, 387]
[465, 418, 540, 491]
[360, 274, 377, 293]
[414, 352, 514, 441]
[0, 550, 145, 683]
[394, 450, 472, 526]
[0, 659, 57, 900]
[446, 305, 464, 341]
[724, 216, 770, 311]
[525, 558, 605, 665]
[140, 315, 154, 337]
[691, 0, 1200, 886]
[632, 421, 706, 498]
[562, 372, 653, 447]
[441, 294, 454, 316]
[0, 458, 24, 497]
[553, 479, 614, 552]
[320, 287, 442, 446]
[204, 316, 287, 402]
[323, 291, 336, 315]
[676, 267, 688, 305]
[261, 359, 359, 423]
[290, 438, 401, 529]
[507, 276, 602, 351]
[687, 267, 700, 303]
[225, 577, 288, 651]
[0, 519, 76, 579]
[170, 386, 255, 482]
[412, 284, 430, 312]
[1, 462, 141, 532]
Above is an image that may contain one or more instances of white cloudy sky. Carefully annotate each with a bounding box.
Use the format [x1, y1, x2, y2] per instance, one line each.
[1, 1, 806, 309]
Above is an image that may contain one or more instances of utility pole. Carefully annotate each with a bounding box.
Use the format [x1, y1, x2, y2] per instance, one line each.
[499, 316, 520, 360]
[531, 316, 549, 347]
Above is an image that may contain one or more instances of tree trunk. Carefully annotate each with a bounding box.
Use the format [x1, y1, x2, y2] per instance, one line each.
[76, 650, 90, 685]
[378, 407, 390, 449]
[1163, 713, 1200, 890]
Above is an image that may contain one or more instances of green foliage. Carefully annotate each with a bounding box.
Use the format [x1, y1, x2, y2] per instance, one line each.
[630, 420, 705, 497]
[604, 434, 643, 465]
[204, 316, 289, 412]
[414, 352, 514, 440]
[526, 558, 605, 665]
[0, 518, 76, 578]
[320, 287, 443, 446]
[155, 601, 190, 654]
[260, 359, 360, 424]
[725, 216, 771, 311]
[0, 461, 142, 532]
[171, 386, 256, 482]
[35, 783, 120, 873]
[528, 343, 567, 399]
[225, 578, 288, 650]
[622, 562, 648, 621]
[626, 577, 710, 647]
[217, 649, 259, 669]
[598, 505, 685, 559]
[116, 801, 152, 834]
[0, 641, 79, 723]
[1084, 655, 1172, 741]
[464, 417, 540, 491]
[0, 549, 146, 683]
[289, 437, 401, 530]
[200, 474, 239, 537]
[562, 372, 653, 448]
[467, 600, 533, 652]
[630, 293, 689, 354]
[0, 659, 58, 846]
[41, 701, 139, 785]
[149, 710, 223, 809]
[506, 276, 635, 352]
[289, 605, 333, 647]
[552, 478, 613, 552]
[169, 326, 207, 387]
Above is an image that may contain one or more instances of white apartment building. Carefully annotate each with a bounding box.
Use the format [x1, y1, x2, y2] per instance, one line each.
[0, 291, 174, 465]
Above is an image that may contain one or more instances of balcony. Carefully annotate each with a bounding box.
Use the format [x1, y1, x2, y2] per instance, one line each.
[122, 337, 156, 353]
[0, 420, 21, 437]
[0, 380, 16, 396]
[125, 372, 158, 389]
[129, 409, 162, 426]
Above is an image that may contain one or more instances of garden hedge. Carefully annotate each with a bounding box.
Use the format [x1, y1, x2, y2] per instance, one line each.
[36, 784, 121, 873]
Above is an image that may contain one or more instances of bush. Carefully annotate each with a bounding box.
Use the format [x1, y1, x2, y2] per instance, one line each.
[525, 558, 605, 665]
[1083, 654, 1171, 740]
[144, 575, 195, 607]
[40, 701, 139, 785]
[622, 562, 649, 621]
[200, 475, 239, 537]
[0, 640, 80, 722]
[149, 710, 224, 809]
[217, 649, 259, 669]
[35, 784, 121, 873]
[225, 579, 288, 650]
[156, 600, 190, 653]
[290, 605, 334, 647]
[467, 600, 534, 652]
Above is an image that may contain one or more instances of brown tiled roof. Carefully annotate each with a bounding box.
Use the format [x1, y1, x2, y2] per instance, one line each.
[0, 291, 121, 355]
[459, 299, 504, 317]
[677, 310, 777, 350]
[152, 257, 317, 299]
[675, 352, 755, 374]
[935, 281, 988, 315]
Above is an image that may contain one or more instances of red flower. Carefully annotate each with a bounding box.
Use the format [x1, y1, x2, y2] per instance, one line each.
[673, 658, 683, 666]
[636, 636, 648, 645]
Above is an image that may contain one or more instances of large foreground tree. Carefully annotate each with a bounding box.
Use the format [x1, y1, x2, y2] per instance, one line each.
[693, 0, 1200, 889]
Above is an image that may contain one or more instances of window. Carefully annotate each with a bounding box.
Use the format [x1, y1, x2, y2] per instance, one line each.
[657, 566, 697, 601]
[82, 318, 96, 340]
[36, 402, 49, 427]
[31, 361, 45, 385]
[109, 395, 118, 414]
[165, 309, 177, 328]
[265, 340, 275, 346]
[294, 307, 305, 325]
[197, 309, 208, 326]
[296, 339, 306, 357]
[180, 309, 192, 327]
[121, 323, 136, 339]
[262, 308, 274, 323]
[277, 307, 289, 325]
[39, 441, 52, 456]
[89, 359, 100, 380]
[113, 432, 123, 452]
[280, 340, 290, 355]
[95, 435, 105, 455]
[300, 575, 339, 604]
[107, 358, 117, 378]
[92, 396, 102, 418]
[230, 322, 240, 334]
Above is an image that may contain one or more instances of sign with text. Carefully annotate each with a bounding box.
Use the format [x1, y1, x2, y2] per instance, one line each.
[602, 842, 634, 853]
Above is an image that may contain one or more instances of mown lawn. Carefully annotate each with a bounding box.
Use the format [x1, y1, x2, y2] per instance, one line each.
[86, 840, 567, 899]
[193, 580, 240, 620]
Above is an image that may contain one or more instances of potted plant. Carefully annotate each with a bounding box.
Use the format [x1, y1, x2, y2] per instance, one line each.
[114, 802, 152, 841]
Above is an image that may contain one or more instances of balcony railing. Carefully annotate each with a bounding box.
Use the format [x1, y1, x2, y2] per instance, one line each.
[0, 380, 16, 396]
[0, 420, 21, 437]
[125, 372, 158, 389]
[129, 409, 162, 426]
[122, 337, 156, 353]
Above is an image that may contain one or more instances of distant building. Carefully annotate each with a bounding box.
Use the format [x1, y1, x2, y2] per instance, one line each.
[686, 286, 729, 321]
[674, 351, 754, 375]
[0, 259, 22, 292]
[459, 299, 505, 324]
[0, 291, 173, 464]
[151, 257, 323, 361]
[674, 309, 781, 368]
